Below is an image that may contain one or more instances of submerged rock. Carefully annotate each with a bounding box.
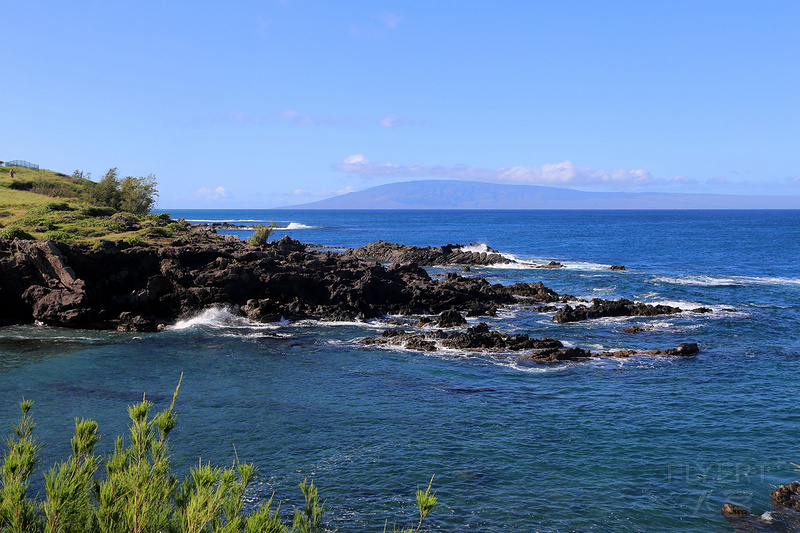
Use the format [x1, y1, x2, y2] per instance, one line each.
[360, 323, 700, 363]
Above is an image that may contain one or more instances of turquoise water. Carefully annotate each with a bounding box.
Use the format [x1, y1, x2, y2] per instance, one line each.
[2, 210, 799, 531]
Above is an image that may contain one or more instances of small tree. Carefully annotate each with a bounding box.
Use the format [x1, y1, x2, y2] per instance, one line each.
[119, 174, 158, 215]
[84, 168, 121, 210]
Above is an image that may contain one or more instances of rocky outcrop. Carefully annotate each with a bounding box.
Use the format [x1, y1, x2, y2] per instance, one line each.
[0, 236, 522, 331]
[344, 241, 514, 266]
[721, 482, 800, 532]
[771, 482, 800, 511]
[553, 298, 683, 323]
[360, 322, 700, 362]
[500, 282, 563, 302]
[362, 323, 568, 355]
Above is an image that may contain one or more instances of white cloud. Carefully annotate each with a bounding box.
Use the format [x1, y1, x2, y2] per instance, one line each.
[379, 114, 423, 128]
[380, 115, 398, 128]
[343, 154, 369, 165]
[292, 185, 356, 199]
[277, 109, 347, 127]
[195, 186, 228, 201]
[381, 12, 402, 29]
[334, 157, 659, 189]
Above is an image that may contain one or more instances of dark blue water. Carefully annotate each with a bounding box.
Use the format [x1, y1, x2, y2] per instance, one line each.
[2, 210, 799, 532]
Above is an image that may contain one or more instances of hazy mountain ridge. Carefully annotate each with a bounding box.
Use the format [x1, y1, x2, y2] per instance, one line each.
[280, 180, 800, 209]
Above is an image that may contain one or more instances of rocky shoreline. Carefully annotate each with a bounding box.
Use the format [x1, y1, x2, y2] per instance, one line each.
[0, 235, 701, 362]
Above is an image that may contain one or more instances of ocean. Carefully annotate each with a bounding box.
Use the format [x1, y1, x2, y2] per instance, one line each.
[1, 209, 799, 532]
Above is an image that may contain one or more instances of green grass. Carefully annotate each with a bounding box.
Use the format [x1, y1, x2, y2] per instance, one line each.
[0, 165, 204, 246]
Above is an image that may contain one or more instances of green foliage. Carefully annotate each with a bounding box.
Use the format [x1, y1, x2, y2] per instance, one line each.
[166, 222, 187, 233]
[43, 419, 99, 533]
[145, 226, 173, 238]
[80, 207, 116, 218]
[247, 222, 277, 246]
[0, 227, 34, 240]
[0, 400, 40, 532]
[6, 180, 34, 191]
[82, 169, 158, 216]
[74, 219, 126, 233]
[0, 384, 439, 533]
[45, 202, 72, 212]
[119, 175, 158, 215]
[292, 480, 324, 533]
[84, 168, 121, 211]
[384, 476, 438, 533]
[143, 213, 170, 223]
[43, 231, 78, 245]
[18, 215, 55, 230]
[122, 235, 147, 247]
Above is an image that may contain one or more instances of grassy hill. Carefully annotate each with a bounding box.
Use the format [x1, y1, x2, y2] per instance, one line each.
[0, 164, 194, 246]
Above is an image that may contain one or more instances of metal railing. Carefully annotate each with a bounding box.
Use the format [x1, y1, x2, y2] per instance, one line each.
[2, 160, 39, 169]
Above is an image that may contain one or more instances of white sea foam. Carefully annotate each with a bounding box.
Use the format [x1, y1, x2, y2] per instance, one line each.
[459, 243, 494, 254]
[478, 256, 617, 272]
[639, 298, 741, 315]
[650, 274, 800, 288]
[170, 307, 279, 331]
[185, 219, 262, 224]
[285, 222, 316, 230]
[560, 261, 616, 272]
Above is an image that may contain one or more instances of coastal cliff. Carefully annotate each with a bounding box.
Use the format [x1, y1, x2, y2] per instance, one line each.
[0, 235, 523, 331]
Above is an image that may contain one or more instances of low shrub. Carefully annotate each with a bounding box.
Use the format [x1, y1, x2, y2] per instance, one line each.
[19, 215, 58, 230]
[0, 227, 34, 240]
[81, 206, 116, 217]
[123, 234, 147, 246]
[74, 218, 126, 233]
[247, 222, 277, 246]
[146, 226, 173, 238]
[45, 201, 72, 211]
[167, 221, 186, 233]
[7, 179, 34, 190]
[144, 212, 171, 223]
[44, 230, 77, 244]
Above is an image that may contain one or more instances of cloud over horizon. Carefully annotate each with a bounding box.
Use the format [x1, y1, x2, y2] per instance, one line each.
[194, 186, 229, 201]
[334, 156, 666, 189]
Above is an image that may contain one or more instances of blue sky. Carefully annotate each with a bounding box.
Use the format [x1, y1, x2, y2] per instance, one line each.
[3, 1, 799, 208]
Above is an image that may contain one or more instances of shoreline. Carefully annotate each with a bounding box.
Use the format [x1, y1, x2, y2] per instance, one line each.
[1, 234, 698, 363]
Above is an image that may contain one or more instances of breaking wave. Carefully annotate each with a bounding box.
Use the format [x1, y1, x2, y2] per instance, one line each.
[285, 222, 316, 230]
[170, 307, 281, 331]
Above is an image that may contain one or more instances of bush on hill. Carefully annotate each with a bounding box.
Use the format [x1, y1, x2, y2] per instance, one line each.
[82, 167, 159, 215]
[248, 222, 277, 246]
[0, 226, 34, 240]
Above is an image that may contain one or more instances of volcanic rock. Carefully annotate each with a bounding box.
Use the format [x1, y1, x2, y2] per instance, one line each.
[772, 482, 800, 511]
[344, 240, 513, 266]
[553, 298, 682, 323]
[0, 236, 522, 330]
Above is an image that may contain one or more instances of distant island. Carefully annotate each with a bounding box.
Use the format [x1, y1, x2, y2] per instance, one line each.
[280, 180, 800, 209]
